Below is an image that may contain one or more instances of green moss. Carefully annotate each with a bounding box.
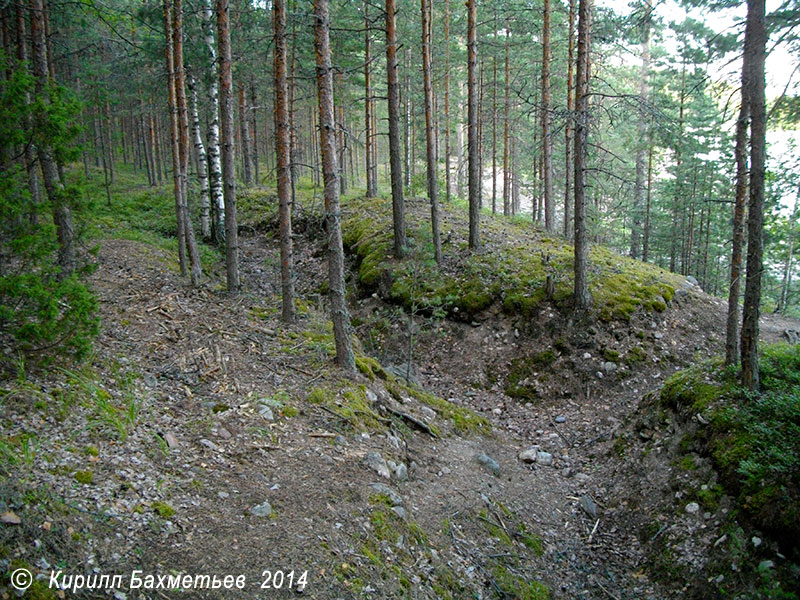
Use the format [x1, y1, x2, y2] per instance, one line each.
[74, 470, 93, 484]
[339, 194, 680, 324]
[385, 378, 489, 436]
[505, 351, 556, 401]
[370, 510, 400, 543]
[83, 445, 99, 457]
[626, 346, 648, 365]
[492, 566, 550, 600]
[660, 344, 800, 547]
[603, 348, 621, 363]
[305, 383, 384, 431]
[281, 406, 299, 418]
[152, 501, 175, 519]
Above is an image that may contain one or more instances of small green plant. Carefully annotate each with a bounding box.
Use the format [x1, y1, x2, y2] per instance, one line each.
[74, 470, 93, 484]
[152, 501, 175, 519]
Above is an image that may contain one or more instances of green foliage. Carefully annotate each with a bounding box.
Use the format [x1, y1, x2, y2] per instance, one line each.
[340, 195, 681, 323]
[662, 344, 800, 547]
[0, 54, 98, 364]
[504, 351, 556, 401]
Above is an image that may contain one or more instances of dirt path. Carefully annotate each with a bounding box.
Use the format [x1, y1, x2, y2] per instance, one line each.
[3, 231, 797, 600]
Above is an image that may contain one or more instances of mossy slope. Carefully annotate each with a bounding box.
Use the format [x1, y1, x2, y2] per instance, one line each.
[339, 195, 680, 322]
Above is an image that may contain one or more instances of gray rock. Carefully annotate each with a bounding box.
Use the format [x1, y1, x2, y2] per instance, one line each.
[757, 560, 774, 572]
[216, 427, 232, 440]
[420, 406, 437, 422]
[686, 275, 699, 286]
[258, 405, 275, 421]
[752, 536, 762, 548]
[518, 447, 539, 463]
[575, 473, 590, 483]
[365, 388, 378, 403]
[391, 506, 407, 520]
[143, 373, 157, 388]
[364, 452, 391, 479]
[474, 453, 500, 476]
[164, 432, 179, 449]
[602, 362, 618, 374]
[369, 483, 403, 506]
[536, 451, 553, 466]
[579, 495, 597, 519]
[554, 415, 566, 424]
[392, 462, 408, 482]
[199, 438, 218, 451]
[250, 501, 273, 517]
[685, 502, 700, 514]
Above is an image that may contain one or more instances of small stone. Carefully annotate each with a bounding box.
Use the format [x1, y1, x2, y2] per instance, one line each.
[420, 406, 437, 422]
[685, 502, 700, 514]
[199, 439, 218, 451]
[365, 389, 378, 403]
[164, 432, 179, 449]
[492, 408, 502, 416]
[143, 373, 157, 388]
[217, 491, 229, 499]
[582, 352, 592, 359]
[259, 405, 275, 421]
[602, 362, 617, 374]
[217, 427, 232, 440]
[536, 451, 553, 466]
[686, 275, 698, 286]
[752, 536, 762, 548]
[391, 506, 407, 520]
[714, 534, 727, 548]
[596, 371, 604, 379]
[518, 446, 539, 463]
[757, 560, 774, 572]
[579, 495, 597, 519]
[334, 435, 348, 446]
[554, 415, 566, 424]
[364, 452, 391, 479]
[250, 501, 273, 517]
[654, 332, 663, 340]
[575, 473, 590, 483]
[474, 453, 500, 476]
[369, 483, 403, 506]
[1, 511, 21, 525]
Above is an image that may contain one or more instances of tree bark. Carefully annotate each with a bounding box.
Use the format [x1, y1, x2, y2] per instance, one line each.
[421, 0, 442, 263]
[16, 2, 42, 218]
[172, 0, 202, 286]
[239, 81, 254, 186]
[564, 0, 576, 237]
[444, 0, 451, 204]
[573, 0, 591, 309]
[467, 0, 480, 250]
[163, 0, 188, 279]
[502, 18, 510, 217]
[188, 73, 211, 239]
[740, 0, 767, 391]
[630, 0, 651, 259]
[30, 0, 75, 276]
[274, 0, 295, 324]
[541, 0, 554, 231]
[314, 0, 355, 372]
[217, 0, 239, 293]
[385, 0, 406, 258]
[250, 82, 259, 184]
[364, 2, 377, 198]
[201, 0, 224, 243]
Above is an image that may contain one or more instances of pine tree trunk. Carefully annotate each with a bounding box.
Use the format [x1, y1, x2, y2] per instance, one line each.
[630, 0, 651, 259]
[273, 0, 295, 324]
[421, 0, 442, 263]
[725, 82, 750, 365]
[541, 0, 554, 231]
[163, 0, 188, 278]
[444, 0, 451, 204]
[642, 138, 654, 262]
[217, 0, 239, 293]
[503, 18, 510, 217]
[250, 82, 259, 184]
[740, 0, 767, 391]
[314, 0, 355, 373]
[467, 0, 480, 250]
[172, 0, 202, 286]
[776, 194, 798, 314]
[364, 2, 377, 198]
[239, 81, 254, 186]
[491, 51, 497, 215]
[573, 0, 591, 309]
[30, 0, 75, 276]
[385, 0, 406, 258]
[15, 2, 42, 218]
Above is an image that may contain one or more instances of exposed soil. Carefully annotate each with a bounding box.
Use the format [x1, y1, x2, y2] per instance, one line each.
[1, 227, 797, 600]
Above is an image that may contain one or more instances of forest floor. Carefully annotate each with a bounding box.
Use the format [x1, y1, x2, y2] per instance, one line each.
[1, 180, 798, 600]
